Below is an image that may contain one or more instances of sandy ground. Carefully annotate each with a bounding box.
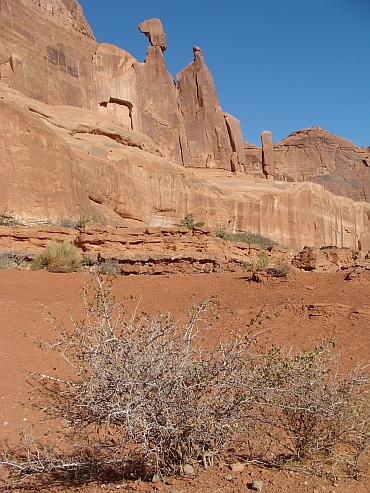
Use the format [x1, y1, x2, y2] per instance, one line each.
[1, 269, 369, 492]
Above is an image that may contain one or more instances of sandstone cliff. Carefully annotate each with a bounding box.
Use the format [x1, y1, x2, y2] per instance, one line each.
[1, 0, 370, 251]
[0, 0, 244, 170]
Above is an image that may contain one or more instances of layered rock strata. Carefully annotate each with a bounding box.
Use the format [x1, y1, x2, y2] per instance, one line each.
[1, 224, 369, 275]
[2, 83, 370, 250]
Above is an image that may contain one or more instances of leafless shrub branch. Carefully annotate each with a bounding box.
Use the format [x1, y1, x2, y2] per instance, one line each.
[1, 275, 369, 489]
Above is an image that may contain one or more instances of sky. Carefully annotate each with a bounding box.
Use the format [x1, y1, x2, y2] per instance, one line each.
[78, 0, 370, 148]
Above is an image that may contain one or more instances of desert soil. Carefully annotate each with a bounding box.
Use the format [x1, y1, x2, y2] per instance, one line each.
[1, 269, 370, 492]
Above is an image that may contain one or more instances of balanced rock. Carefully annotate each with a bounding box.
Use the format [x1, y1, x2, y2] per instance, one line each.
[138, 18, 167, 51]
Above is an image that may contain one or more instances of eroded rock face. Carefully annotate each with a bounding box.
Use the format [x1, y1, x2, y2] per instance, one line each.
[28, 0, 95, 38]
[0, 2, 243, 170]
[177, 47, 245, 170]
[245, 127, 370, 202]
[0, 0, 97, 105]
[2, 83, 370, 250]
[274, 127, 370, 202]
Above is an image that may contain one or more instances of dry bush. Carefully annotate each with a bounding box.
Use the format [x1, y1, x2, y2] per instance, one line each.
[240, 342, 370, 478]
[31, 240, 81, 273]
[1, 275, 369, 489]
[267, 259, 291, 278]
[0, 251, 26, 270]
[97, 258, 121, 275]
[1, 273, 253, 486]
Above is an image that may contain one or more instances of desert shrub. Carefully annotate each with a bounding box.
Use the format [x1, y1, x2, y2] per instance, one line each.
[0, 251, 26, 270]
[240, 252, 270, 278]
[226, 231, 277, 250]
[0, 205, 17, 226]
[1, 277, 369, 487]
[215, 224, 228, 239]
[75, 215, 98, 230]
[0, 274, 253, 486]
[241, 342, 370, 478]
[31, 240, 81, 273]
[58, 217, 77, 228]
[97, 258, 121, 275]
[180, 213, 205, 230]
[267, 259, 291, 278]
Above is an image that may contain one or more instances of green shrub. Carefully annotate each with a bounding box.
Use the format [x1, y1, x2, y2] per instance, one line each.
[180, 213, 205, 230]
[226, 231, 277, 250]
[214, 224, 228, 239]
[240, 252, 270, 276]
[75, 215, 98, 230]
[32, 240, 81, 273]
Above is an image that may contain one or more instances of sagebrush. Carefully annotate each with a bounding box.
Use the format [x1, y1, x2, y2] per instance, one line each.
[0, 251, 26, 270]
[31, 240, 81, 273]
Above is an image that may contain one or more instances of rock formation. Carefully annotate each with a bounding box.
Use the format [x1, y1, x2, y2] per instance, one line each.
[245, 127, 370, 202]
[2, 83, 370, 249]
[261, 130, 275, 179]
[274, 127, 370, 202]
[138, 18, 167, 51]
[1, 0, 370, 250]
[177, 46, 245, 170]
[0, 4, 244, 170]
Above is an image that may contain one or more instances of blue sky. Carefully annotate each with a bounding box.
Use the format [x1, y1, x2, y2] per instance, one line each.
[78, 0, 369, 148]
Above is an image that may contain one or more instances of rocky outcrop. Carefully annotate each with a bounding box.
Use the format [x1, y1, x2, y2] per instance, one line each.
[1, 224, 369, 275]
[177, 47, 245, 170]
[0, 224, 266, 275]
[261, 130, 275, 179]
[292, 245, 369, 273]
[2, 83, 370, 250]
[273, 127, 370, 203]
[245, 127, 370, 202]
[0, 4, 244, 170]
